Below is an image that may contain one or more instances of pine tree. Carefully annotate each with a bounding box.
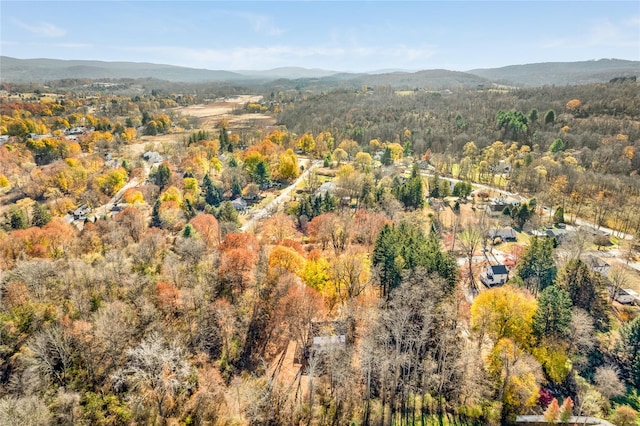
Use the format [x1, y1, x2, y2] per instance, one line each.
[31, 202, 51, 227]
[151, 200, 162, 228]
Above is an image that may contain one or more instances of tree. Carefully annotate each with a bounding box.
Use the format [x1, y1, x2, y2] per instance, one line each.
[31, 202, 51, 227]
[471, 285, 537, 348]
[611, 406, 639, 426]
[559, 396, 573, 422]
[458, 226, 483, 290]
[9, 206, 28, 230]
[277, 149, 299, 180]
[516, 236, 557, 296]
[217, 201, 238, 224]
[487, 338, 541, 422]
[553, 206, 565, 224]
[372, 222, 458, 298]
[544, 109, 556, 125]
[113, 333, 192, 421]
[532, 285, 572, 340]
[203, 174, 222, 207]
[154, 162, 171, 189]
[616, 315, 640, 388]
[297, 133, 315, 154]
[593, 366, 625, 399]
[189, 213, 219, 248]
[549, 138, 566, 153]
[543, 398, 560, 422]
[556, 259, 609, 330]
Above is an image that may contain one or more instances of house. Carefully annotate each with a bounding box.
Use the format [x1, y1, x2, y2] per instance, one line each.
[231, 198, 247, 211]
[485, 197, 520, 217]
[73, 204, 91, 221]
[315, 181, 337, 197]
[584, 254, 610, 276]
[545, 228, 569, 241]
[489, 228, 517, 243]
[481, 264, 510, 287]
[612, 288, 640, 305]
[302, 321, 349, 368]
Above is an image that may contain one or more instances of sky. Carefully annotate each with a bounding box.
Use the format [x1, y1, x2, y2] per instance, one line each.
[1, 1, 639, 72]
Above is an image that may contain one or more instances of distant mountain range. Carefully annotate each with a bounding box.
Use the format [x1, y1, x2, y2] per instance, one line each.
[1, 56, 638, 88]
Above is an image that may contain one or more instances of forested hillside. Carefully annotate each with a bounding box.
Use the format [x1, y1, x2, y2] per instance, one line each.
[0, 78, 639, 425]
[277, 81, 640, 235]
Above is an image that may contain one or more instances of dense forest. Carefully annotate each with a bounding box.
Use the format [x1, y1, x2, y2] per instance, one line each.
[0, 76, 639, 426]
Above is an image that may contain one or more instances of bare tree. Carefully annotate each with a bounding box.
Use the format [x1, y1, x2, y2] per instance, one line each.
[458, 225, 483, 291]
[0, 395, 51, 426]
[112, 333, 193, 422]
[607, 264, 630, 303]
[594, 366, 626, 399]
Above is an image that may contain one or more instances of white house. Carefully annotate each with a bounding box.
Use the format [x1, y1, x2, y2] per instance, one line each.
[481, 264, 509, 287]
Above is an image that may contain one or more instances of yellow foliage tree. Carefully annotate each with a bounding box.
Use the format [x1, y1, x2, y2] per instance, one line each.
[276, 149, 299, 181]
[95, 167, 128, 196]
[268, 245, 305, 277]
[488, 338, 541, 417]
[160, 186, 183, 204]
[532, 339, 572, 384]
[471, 285, 537, 348]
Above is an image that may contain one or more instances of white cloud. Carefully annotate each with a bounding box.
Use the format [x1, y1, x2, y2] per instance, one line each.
[116, 43, 437, 71]
[11, 18, 66, 37]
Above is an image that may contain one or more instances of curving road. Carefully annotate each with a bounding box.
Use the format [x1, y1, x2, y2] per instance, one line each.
[240, 160, 321, 232]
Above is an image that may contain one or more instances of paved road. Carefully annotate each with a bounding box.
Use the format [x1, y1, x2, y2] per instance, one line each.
[240, 160, 321, 232]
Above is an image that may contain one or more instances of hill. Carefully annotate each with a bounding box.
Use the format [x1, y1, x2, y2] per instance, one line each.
[0, 57, 245, 83]
[1, 56, 638, 88]
[468, 58, 640, 87]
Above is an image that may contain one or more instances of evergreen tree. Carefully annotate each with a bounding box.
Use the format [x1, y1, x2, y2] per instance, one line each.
[533, 285, 572, 339]
[231, 180, 242, 198]
[544, 109, 556, 125]
[254, 161, 270, 187]
[203, 174, 222, 207]
[616, 316, 640, 388]
[381, 147, 393, 166]
[182, 223, 195, 238]
[516, 236, 557, 295]
[154, 163, 171, 189]
[218, 201, 239, 224]
[9, 207, 28, 230]
[373, 222, 458, 298]
[151, 199, 162, 228]
[31, 202, 51, 227]
[553, 206, 565, 224]
[556, 259, 609, 330]
[183, 198, 196, 220]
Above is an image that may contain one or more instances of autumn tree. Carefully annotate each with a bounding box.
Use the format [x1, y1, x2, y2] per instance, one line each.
[471, 285, 537, 349]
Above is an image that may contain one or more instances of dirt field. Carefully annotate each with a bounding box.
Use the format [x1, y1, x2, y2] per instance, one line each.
[124, 94, 276, 158]
[176, 95, 275, 129]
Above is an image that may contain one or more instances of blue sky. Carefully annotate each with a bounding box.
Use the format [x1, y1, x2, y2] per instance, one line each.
[1, 1, 638, 72]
